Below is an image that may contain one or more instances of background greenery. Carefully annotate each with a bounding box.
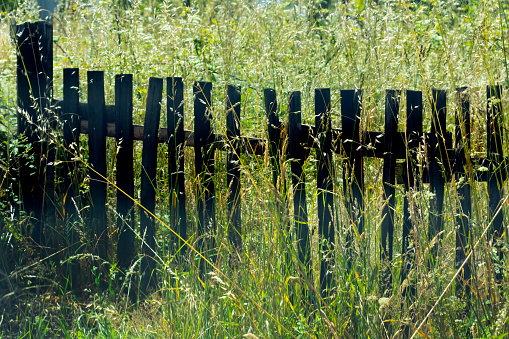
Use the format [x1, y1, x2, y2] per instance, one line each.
[1, 0, 509, 337]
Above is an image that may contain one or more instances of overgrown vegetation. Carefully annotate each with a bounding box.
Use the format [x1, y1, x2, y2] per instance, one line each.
[1, 0, 509, 337]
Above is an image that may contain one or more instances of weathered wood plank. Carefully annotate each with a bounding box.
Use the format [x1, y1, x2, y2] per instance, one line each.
[194, 81, 216, 270]
[87, 71, 108, 261]
[341, 89, 364, 267]
[16, 21, 53, 248]
[316, 88, 334, 297]
[380, 89, 399, 296]
[115, 74, 135, 271]
[62, 67, 80, 289]
[226, 85, 242, 256]
[288, 91, 310, 274]
[487, 84, 505, 282]
[428, 89, 447, 265]
[455, 87, 472, 296]
[140, 77, 164, 292]
[168, 77, 187, 257]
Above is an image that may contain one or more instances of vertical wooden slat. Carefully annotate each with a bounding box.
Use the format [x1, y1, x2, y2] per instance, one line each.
[380, 89, 399, 296]
[402, 90, 422, 293]
[428, 89, 447, 265]
[487, 84, 504, 282]
[140, 77, 164, 292]
[341, 89, 364, 267]
[194, 81, 216, 268]
[401, 90, 423, 338]
[455, 87, 472, 296]
[62, 68, 80, 288]
[168, 77, 187, 256]
[288, 91, 310, 274]
[87, 71, 108, 261]
[315, 88, 334, 297]
[264, 89, 291, 278]
[40, 20, 56, 245]
[115, 74, 135, 271]
[16, 21, 53, 248]
[226, 85, 242, 256]
[264, 89, 282, 190]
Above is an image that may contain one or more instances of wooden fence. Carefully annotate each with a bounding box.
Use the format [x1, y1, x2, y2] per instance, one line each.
[13, 21, 507, 298]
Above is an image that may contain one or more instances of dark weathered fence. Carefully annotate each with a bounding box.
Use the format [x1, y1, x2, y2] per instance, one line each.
[13, 21, 507, 299]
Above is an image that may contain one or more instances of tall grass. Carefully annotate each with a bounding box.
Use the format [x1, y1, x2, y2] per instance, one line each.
[1, 0, 509, 337]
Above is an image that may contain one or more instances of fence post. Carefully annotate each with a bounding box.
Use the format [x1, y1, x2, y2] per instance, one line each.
[288, 91, 311, 280]
[487, 84, 505, 282]
[62, 68, 80, 288]
[226, 85, 242, 257]
[16, 21, 53, 249]
[194, 81, 216, 272]
[402, 91, 422, 290]
[315, 88, 334, 297]
[115, 74, 135, 271]
[264, 89, 291, 278]
[87, 71, 108, 261]
[140, 77, 163, 292]
[380, 89, 400, 297]
[341, 89, 364, 268]
[455, 87, 472, 296]
[401, 89, 423, 337]
[428, 89, 447, 266]
[168, 77, 187, 258]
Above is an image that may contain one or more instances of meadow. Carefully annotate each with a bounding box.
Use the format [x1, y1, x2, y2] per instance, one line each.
[1, 0, 509, 337]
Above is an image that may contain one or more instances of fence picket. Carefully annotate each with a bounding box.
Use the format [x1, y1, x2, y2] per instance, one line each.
[115, 74, 135, 271]
[315, 88, 334, 297]
[62, 68, 80, 288]
[264, 89, 282, 190]
[381, 90, 400, 296]
[264, 88, 292, 279]
[401, 90, 422, 287]
[487, 84, 505, 282]
[194, 81, 216, 270]
[87, 71, 108, 261]
[455, 87, 472, 295]
[341, 89, 364, 267]
[168, 77, 187, 257]
[288, 91, 310, 276]
[428, 89, 447, 265]
[226, 85, 242, 256]
[140, 77, 164, 291]
[16, 21, 53, 249]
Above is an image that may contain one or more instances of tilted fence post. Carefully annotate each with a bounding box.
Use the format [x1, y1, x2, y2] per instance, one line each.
[288, 91, 311, 287]
[194, 81, 216, 274]
[115, 74, 135, 271]
[401, 89, 423, 337]
[226, 85, 242, 257]
[428, 89, 447, 266]
[454, 87, 472, 296]
[264, 89, 292, 278]
[315, 88, 334, 297]
[341, 89, 364, 268]
[87, 71, 108, 261]
[62, 68, 80, 288]
[380, 89, 400, 296]
[140, 77, 164, 292]
[168, 77, 187, 258]
[487, 84, 505, 282]
[16, 21, 54, 250]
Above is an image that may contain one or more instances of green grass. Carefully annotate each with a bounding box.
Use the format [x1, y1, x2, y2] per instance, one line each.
[1, 0, 509, 337]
